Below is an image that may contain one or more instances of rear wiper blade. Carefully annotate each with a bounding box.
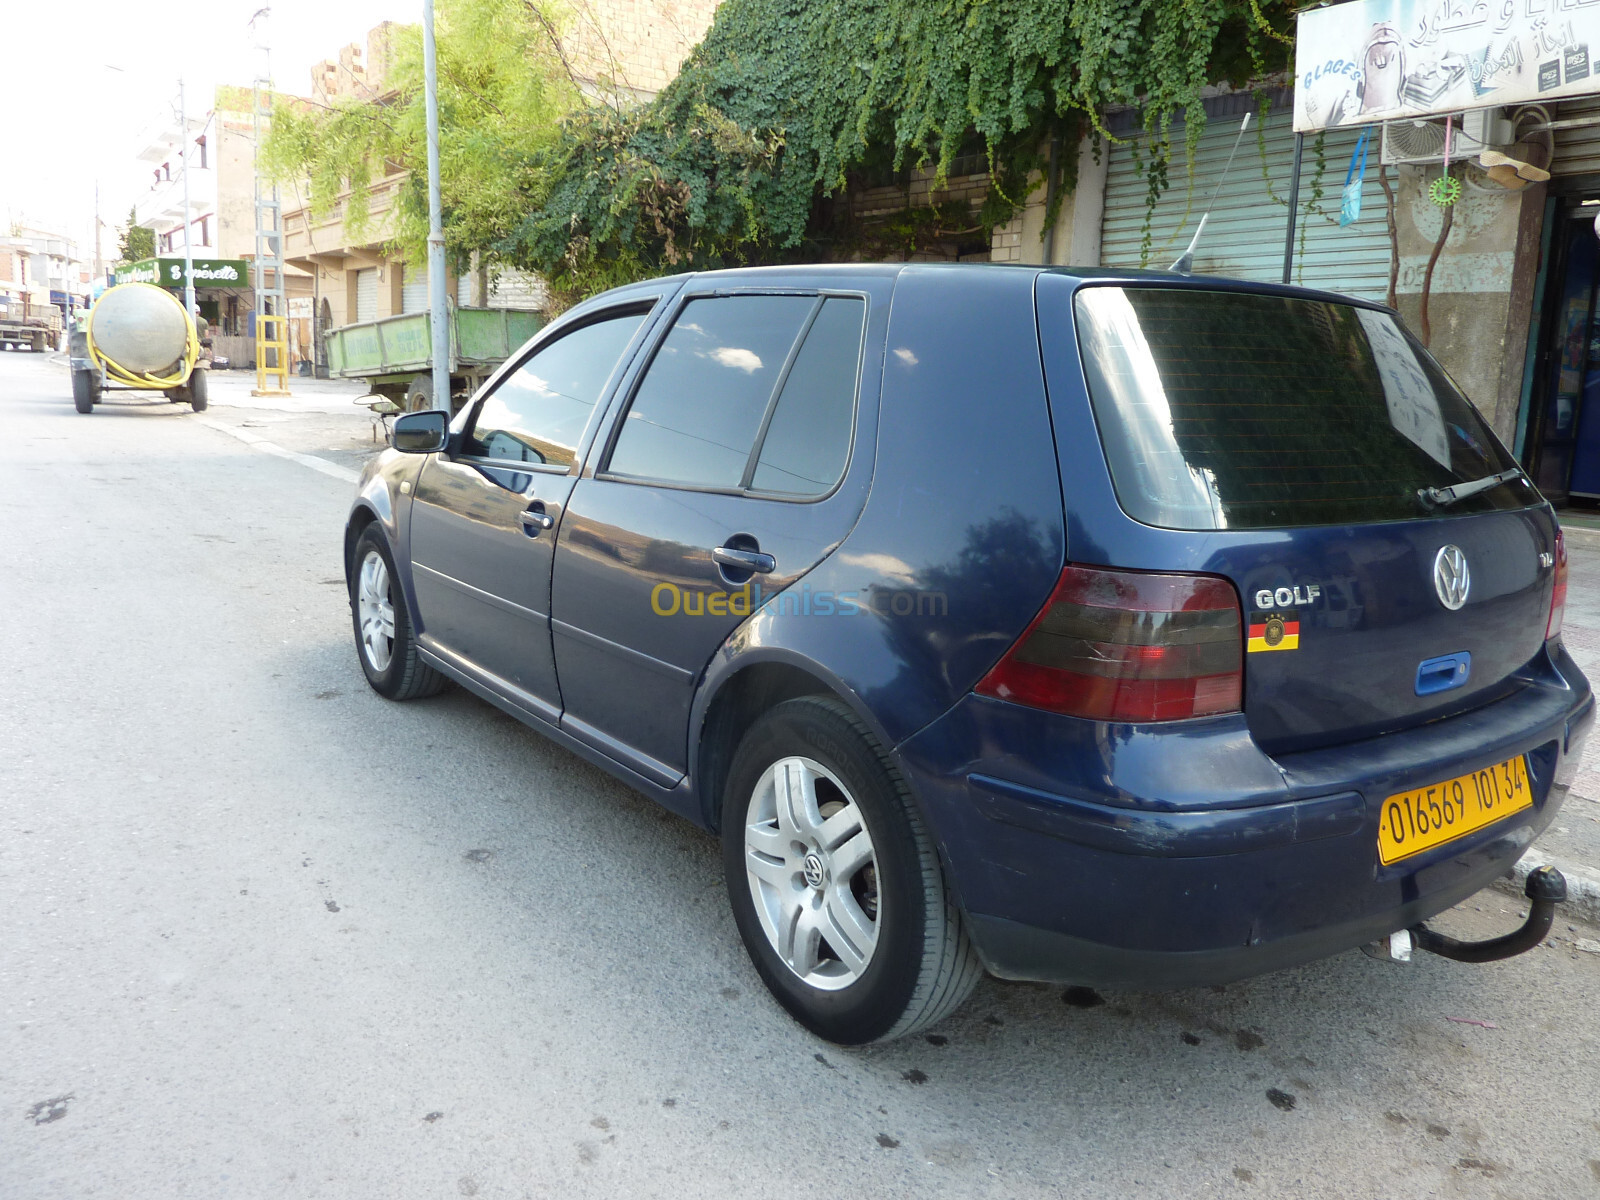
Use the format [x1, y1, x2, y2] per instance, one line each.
[1418, 468, 1525, 509]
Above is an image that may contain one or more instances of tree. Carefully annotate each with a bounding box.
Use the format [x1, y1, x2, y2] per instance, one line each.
[261, 0, 577, 272]
[118, 206, 155, 264]
[505, 0, 1297, 295]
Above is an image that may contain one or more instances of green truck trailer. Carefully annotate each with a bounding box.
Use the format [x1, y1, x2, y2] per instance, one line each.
[324, 304, 545, 411]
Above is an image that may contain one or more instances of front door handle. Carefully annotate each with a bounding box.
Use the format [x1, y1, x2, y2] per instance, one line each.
[520, 503, 555, 535]
[712, 546, 775, 574]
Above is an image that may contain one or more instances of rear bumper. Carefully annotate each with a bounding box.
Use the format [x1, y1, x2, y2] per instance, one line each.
[894, 645, 1593, 988]
[965, 848, 1523, 987]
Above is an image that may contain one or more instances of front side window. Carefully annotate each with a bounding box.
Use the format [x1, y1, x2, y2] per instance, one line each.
[466, 310, 647, 468]
[607, 294, 864, 495]
[1072, 287, 1531, 530]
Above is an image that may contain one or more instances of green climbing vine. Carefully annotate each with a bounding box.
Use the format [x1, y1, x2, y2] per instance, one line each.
[1297, 130, 1328, 284]
[505, 0, 1297, 295]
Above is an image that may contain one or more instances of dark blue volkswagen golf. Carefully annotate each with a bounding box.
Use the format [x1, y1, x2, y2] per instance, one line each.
[345, 264, 1593, 1043]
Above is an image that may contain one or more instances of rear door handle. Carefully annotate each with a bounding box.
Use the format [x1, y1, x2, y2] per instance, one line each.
[712, 546, 775, 574]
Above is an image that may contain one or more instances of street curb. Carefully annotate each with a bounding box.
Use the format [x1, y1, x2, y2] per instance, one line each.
[192, 416, 360, 484]
[1491, 850, 1600, 926]
[1560, 522, 1600, 553]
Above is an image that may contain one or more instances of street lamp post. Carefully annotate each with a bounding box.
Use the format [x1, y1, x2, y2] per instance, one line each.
[423, 0, 449, 412]
[178, 77, 196, 320]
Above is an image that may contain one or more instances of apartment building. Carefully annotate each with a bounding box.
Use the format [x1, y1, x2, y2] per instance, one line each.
[0, 229, 91, 327]
[129, 87, 310, 343]
[280, 6, 723, 340]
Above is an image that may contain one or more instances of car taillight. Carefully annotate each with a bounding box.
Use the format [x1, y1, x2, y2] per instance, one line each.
[1547, 528, 1568, 644]
[976, 564, 1243, 722]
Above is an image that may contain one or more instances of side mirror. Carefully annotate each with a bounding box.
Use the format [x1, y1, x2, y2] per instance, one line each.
[393, 410, 449, 454]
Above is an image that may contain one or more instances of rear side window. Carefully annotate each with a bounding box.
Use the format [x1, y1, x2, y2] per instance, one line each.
[607, 294, 863, 496]
[1073, 287, 1532, 530]
[752, 297, 864, 495]
[467, 310, 647, 467]
[608, 295, 815, 488]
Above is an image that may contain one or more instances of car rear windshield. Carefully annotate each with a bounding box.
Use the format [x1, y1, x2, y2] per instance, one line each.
[1072, 286, 1534, 530]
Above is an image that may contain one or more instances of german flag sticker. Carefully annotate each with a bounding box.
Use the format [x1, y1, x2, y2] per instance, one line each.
[1248, 610, 1300, 653]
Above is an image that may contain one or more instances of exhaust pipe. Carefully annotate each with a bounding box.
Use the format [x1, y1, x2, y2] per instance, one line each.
[1410, 865, 1567, 964]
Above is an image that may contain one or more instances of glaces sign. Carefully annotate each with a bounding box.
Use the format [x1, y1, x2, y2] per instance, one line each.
[1295, 0, 1600, 132]
[113, 257, 249, 288]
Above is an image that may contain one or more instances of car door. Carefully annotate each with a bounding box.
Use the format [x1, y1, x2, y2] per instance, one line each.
[408, 306, 654, 720]
[551, 283, 884, 783]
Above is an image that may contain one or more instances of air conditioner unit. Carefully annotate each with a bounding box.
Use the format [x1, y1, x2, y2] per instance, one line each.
[1380, 109, 1513, 165]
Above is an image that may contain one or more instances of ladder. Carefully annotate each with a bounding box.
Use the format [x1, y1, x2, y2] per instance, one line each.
[251, 78, 290, 396]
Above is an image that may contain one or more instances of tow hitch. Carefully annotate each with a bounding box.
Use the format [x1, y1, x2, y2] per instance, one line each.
[1412, 865, 1568, 963]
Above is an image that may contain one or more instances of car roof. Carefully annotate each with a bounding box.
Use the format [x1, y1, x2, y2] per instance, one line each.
[660, 261, 1390, 313]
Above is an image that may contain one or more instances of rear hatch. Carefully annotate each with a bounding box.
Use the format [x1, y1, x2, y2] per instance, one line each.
[1065, 282, 1557, 755]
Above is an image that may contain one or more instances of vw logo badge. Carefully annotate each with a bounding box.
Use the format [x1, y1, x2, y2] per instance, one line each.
[1433, 545, 1470, 611]
[802, 852, 825, 889]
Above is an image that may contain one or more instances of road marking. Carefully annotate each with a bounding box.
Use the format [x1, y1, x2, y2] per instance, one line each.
[194, 416, 360, 484]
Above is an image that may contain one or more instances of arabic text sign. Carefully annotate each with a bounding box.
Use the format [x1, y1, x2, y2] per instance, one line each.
[1295, 0, 1600, 133]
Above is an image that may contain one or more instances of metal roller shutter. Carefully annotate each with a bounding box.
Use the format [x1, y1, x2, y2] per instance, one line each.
[1101, 108, 1394, 302]
[354, 268, 378, 323]
[1551, 96, 1600, 175]
[401, 264, 429, 313]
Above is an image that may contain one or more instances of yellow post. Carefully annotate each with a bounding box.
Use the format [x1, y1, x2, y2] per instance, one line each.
[252, 312, 291, 397]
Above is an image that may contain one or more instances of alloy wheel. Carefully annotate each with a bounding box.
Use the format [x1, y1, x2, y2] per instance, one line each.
[357, 549, 396, 673]
[742, 755, 880, 990]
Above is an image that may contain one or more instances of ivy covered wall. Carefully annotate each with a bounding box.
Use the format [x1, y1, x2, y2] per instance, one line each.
[503, 0, 1295, 296]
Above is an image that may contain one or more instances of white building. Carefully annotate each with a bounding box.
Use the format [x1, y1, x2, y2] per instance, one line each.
[133, 112, 217, 260]
[0, 229, 91, 323]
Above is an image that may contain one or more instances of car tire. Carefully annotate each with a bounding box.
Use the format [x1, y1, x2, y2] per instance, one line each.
[188, 368, 208, 412]
[72, 370, 97, 413]
[350, 526, 447, 701]
[721, 695, 982, 1044]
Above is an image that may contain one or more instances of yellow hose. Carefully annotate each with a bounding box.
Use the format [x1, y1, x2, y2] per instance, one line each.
[85, 283, 200, 389]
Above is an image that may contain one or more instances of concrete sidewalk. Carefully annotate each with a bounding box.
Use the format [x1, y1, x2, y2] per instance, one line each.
[1504, 530, 1600, 921]
[202, 364, 378, 415]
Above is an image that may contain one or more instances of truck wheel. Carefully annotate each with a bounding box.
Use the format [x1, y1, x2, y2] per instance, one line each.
[405, 374, 433, 412]
[72, 371, 97, 413]
[188, 369, 209, 412]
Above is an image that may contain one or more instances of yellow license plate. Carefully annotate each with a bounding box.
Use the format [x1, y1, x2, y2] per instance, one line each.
[1378, 755, 1532, 865]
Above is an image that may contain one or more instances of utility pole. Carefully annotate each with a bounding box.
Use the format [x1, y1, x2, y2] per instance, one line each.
[179, 77, 196, 318]
[250, 9, 289, 395]
[423, 0, 449, 412]
[93, 181, 102, 291]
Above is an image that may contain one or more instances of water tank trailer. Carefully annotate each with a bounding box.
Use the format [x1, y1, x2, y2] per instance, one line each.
[69, 283, 208, 414]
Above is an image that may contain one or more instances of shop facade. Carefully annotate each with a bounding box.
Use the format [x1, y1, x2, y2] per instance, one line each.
[112, 256, 313, 368]
[1517, 97, 1600, 506]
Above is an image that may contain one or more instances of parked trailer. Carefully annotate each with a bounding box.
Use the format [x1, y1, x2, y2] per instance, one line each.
[323, 304, 545, 412]
[0, 303, 62, 352]
[68, 283, 208, 414]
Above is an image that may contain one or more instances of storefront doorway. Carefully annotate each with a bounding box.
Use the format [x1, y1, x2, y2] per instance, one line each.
[1528, 203, 1600, 507]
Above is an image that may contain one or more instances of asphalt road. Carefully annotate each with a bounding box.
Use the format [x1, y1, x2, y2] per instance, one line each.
[3, 351, 1599, 1199]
